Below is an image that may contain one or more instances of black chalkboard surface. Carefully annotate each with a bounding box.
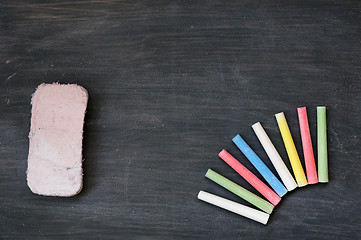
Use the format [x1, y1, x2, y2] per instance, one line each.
[1, 1, 361, 239]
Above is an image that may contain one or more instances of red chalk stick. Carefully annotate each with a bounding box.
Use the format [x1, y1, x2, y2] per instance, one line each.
[218, 150, 281, 206]
[297, 107, 318, 184]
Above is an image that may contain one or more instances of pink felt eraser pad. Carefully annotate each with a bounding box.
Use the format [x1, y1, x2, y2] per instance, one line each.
[27, 83, 88, 197]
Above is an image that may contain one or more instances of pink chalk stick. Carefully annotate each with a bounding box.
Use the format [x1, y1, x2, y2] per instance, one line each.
[218, 150, 281, 206]
[297, 107, 318, 184]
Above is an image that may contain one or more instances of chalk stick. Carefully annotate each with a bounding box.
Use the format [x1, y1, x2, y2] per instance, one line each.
[218, 150, 281, 206]
[317, 106, 328, 183]
[232, 134, 287, 197]
[197, 191, 270, 225]
[275, 112, 308, 187]
[297, 107, 318, 184]
[252, 122, 297, 191]
[205, 169, 274, 214]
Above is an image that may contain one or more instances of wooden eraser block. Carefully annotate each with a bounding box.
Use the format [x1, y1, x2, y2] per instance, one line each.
[27, 83, 88, 197]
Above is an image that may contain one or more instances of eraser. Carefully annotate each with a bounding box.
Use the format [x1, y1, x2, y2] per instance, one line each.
[27, 83, 88, 197]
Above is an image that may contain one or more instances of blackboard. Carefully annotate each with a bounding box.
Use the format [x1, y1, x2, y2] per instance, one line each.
[1, 1, 361, 239]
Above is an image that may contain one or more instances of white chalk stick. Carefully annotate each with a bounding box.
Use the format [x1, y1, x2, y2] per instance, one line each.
[197, 191, 270, 225]
[252, 122, 298, 192]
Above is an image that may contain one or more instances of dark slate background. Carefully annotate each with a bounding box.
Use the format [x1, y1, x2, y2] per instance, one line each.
[1, 1, 360, 239]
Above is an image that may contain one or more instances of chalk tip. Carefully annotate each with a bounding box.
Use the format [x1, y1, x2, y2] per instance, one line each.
[317, 106, 326, 109]
[205, 168, 212, 177]
[286, 184, 297, 192]
[264, 215, 270, 225]
[297, 106, 306, 112]
[307, 178, 318, 185]
[297, 182, 308, 187]
[218, 149, 227, 157]
[272, 196, 282, 206]
[277, 189, 288, 198]
[232, 134, 241, 142]
[252, 122, 261, 128]
[318, 179, 329, 183]
[275, 112, 285, 119]
[197, 190, 205, 199]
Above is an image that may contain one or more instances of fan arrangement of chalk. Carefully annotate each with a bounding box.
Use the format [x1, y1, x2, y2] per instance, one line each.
[197, 107, 328, 225]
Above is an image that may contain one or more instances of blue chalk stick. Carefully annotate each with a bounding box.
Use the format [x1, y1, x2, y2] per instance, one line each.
[232, 134, 288, 197]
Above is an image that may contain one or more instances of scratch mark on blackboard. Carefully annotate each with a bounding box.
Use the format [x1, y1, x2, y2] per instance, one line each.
[217, 55, 224, 83]
[7, 73, 16, 80]
[124, 177, 128, 201]
[330, 127, 343, 151]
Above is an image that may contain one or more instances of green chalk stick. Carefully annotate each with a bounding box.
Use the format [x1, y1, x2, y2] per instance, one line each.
[317, 106, 329, 182]
[205, 169, 274, 214]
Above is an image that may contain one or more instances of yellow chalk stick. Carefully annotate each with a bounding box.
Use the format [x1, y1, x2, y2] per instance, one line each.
[275, 112, 308, 187]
